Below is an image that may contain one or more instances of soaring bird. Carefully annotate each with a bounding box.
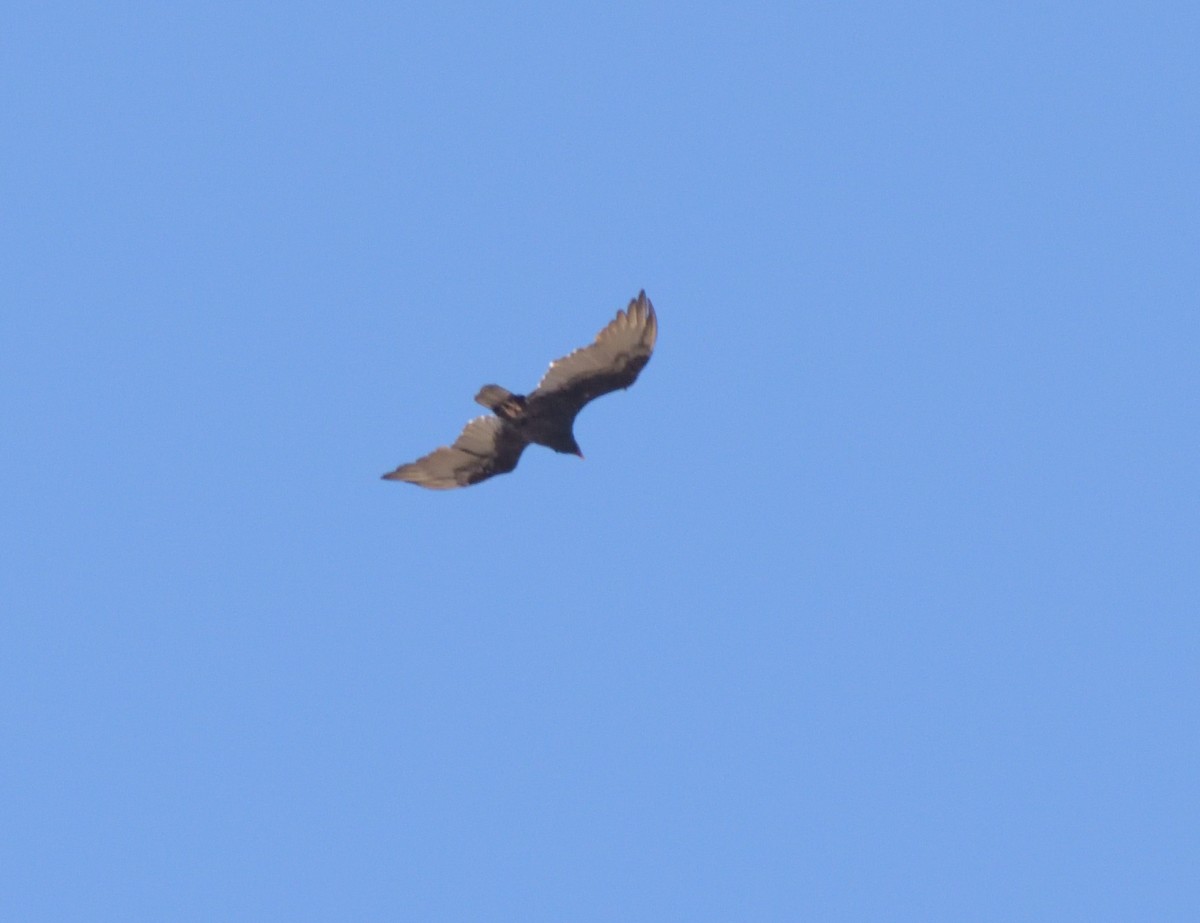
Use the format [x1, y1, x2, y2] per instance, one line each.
[383, 291, 658, 489]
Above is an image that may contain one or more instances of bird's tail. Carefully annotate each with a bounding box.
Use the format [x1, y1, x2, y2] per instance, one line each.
[475, 384, 527, 421]
[474, 384, 513, 409]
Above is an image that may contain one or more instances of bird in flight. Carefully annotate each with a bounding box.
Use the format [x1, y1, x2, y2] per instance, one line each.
[383, 291, 658, 489]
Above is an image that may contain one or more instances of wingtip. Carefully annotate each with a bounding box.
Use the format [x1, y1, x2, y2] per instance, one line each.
[636, 290, 657, 344]
[625, 290, 653, 328]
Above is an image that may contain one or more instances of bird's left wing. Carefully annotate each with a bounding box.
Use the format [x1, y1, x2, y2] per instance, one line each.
[382, 416, 527, 489]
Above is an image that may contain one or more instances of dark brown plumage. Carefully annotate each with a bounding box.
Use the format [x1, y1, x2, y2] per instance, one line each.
[383, 291, 658, 489]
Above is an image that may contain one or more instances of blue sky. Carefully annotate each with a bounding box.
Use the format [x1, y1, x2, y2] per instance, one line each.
[3, 2, 1197, 919]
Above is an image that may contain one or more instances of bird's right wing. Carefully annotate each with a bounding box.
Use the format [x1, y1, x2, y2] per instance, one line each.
[382, 416, 527, 489]
[529, 291, 658, 415]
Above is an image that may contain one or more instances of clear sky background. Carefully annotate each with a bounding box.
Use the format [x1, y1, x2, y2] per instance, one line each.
[3, 2, 1197, 920]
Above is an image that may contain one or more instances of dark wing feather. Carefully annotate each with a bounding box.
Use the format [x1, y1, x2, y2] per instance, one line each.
[528, 291, 658, 415]
[382, 416, 527, 489]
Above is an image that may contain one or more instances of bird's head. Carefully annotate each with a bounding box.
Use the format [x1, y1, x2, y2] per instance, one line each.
[547, 431, 584, 458]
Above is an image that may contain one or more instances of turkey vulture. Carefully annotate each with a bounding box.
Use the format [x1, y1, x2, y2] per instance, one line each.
[382, 291, 658, 489]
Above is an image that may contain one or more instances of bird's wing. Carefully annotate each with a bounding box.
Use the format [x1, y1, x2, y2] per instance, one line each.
[382, 416, 527, 489]
[528, 291, 658, 415]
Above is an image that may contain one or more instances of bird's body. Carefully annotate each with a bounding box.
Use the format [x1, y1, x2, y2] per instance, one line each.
[383, 291, 657, 489]
[475, 386, 578, 454]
